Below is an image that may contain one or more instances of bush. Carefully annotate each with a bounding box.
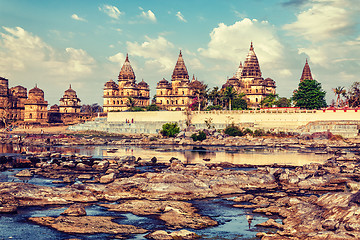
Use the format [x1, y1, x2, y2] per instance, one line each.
[146, 104, 160, 111]
[243, 128, 253, 135]
[191, 131, 207, 141]
[206, 105, 223, 111]
[224, 124, 244, 136]
[129, 106, 145, 112]
[253, 129, 265, 137]
[160, 123, 180, 137]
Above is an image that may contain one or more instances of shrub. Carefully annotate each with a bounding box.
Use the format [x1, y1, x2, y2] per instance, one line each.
[146, 104, 160, 111]
[191, 131, 207, 141]
[253, 129, 265, 137]
[224, 124, 244, 136]
[206, 105, 223, 111]
[243, 128, 253, 135]
[160, 123, 180, 137]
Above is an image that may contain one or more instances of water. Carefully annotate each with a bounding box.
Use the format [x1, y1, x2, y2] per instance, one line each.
[0, 144, 325, 239]
[0, 144, 331, 166]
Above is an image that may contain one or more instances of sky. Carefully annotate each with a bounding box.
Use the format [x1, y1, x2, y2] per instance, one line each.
[0, 0, 359, 106]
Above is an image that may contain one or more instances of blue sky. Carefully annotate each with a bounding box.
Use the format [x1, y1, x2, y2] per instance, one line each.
[0, 0, 359, 106]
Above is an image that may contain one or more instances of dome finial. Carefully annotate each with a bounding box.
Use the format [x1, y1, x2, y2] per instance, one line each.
[250, 41, 254, 51]
[125, 53, 129, 62]
[69, 84, 72, 89]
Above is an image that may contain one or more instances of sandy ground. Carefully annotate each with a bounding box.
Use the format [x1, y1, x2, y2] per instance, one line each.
[3, 125, 71, 135]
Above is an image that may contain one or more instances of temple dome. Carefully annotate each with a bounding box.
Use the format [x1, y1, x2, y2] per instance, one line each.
[241, 42, 262, 78]
[104, 79, 118, 89]
[118, 54, 136, 82]
[171, 50, 189, 81]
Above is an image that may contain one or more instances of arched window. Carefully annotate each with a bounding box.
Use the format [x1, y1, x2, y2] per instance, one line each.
[176, 100, 178, 104]
[256, 89, 258, 93]
[29, 113, 32, 119]
[160, 100, 162, 104]
[121, 100, 123, 104]
[160, 91, 163, 95]
[182, 91, 184, 95]
[256, 98, 258, 102]
[167, 100, 169, 104]
[41, 113, 43, 118]
[117, 101, 119, 104]
[182, 100, 184, 104]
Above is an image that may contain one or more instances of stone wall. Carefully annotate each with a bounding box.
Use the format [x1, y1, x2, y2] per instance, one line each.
[69, 109, 360, 137]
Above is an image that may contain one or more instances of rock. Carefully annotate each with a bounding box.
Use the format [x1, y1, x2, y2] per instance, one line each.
[0, 205, 17, 213]
[99, 173, 116, 184]
[256, 219, 284, 230]
[15, 169, 33, 177]
[232, 194, 254, 202]
[145, 230, 172, 240]
[169, 230, 200, 239]
[321, 219, 339, 231]
[76, 163, 91, 170]
[93, 160, 109, 170]
[61, 203, 87, 216]
[77, 174, 92, 180]
[29, 216, 147, 235]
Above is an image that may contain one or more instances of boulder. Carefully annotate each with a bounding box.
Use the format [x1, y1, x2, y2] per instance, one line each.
[61, 203, 87, 216]
[99, 173, 116, 184]
[15, 169, 33, 177]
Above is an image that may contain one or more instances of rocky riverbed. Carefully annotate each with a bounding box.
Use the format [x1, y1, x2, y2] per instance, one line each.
[2, 132, 360, 239]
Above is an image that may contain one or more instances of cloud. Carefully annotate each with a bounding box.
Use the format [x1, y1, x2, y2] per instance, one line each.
[282, 0, 308, 7]
[108, 52, 126, 65]
[71, 14, 86, 22]
[99, 5, 122, 19]
[140, 10, 156, 22]
[126, 36, 175, 72]
[176, 11, 187, 22]
[0, 26, 95, 80]
[283, 0, 355, 42]
[198, 18, 284, 65]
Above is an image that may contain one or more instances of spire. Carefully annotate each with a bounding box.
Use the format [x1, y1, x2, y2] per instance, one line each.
[241, 42, 262, 78]
[118, 54, 135, 82]
[300, 59, 313, 82]
[69, 84, 72, 89]
[171, 50, 189, 81]
[235, 61, 243, 79]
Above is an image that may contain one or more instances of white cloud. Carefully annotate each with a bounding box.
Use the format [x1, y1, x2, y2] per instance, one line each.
[71, 14, 86, 22]
[0, 26, 95, 79]
[140, 10, 156, 22]
[283, 0, 355, 42]
[99, 5, 122, 19]
[108, 52, 125, 65]
[176, 11, 187, 22]
[126, 36, 175, 72]
[198, 18, 284, 65]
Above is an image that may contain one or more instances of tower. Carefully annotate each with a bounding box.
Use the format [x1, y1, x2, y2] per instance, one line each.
[300, 59, 313, 82]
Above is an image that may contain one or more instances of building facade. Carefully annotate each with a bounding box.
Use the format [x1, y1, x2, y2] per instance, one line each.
[103, 54, 150, 112]
[59, 85, 81, 113]
[156, 51, 196, 110]
[222, 43, 276, 107]
[24, 85, 48, 123]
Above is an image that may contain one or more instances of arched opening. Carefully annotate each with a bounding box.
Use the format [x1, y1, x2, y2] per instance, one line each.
[29, 113, 32, 119]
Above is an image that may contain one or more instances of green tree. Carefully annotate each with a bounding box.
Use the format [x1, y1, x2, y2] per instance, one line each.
[208, 87, 221, 106]
[347, 82, 360, 107]
[276, 97, 291, 107]
[260, 93, 278, 108]
[333, 86, 346, 107]
[221, 86, 237, 110]
[189, 80, 208, 111]
[160, 122, 180, 137]
[232, 93, 248, 110]
[126, 97, 136, 108]
[146, 104, 160, 111]
[292, 79, 327, 109]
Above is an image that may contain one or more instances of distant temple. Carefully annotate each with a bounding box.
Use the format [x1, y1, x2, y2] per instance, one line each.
[103, 54, 150, 112]
[222, 43, 276, 107]
[300, 59, 313, 82]
[156, 51, 197, 110]
[59, 85, 81, 113]
[24, 85, 48, 123]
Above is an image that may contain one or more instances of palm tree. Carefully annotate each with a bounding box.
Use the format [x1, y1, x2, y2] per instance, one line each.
[208, 87, 221, 106]
[333, 86, 346, 107]
[126, 97, 136, 109]
[221, 86, 237, 110]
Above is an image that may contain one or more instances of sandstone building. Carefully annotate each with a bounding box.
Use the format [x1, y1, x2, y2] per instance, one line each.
[59, 85, 81, 113]
[103, 54, 150, 112]
[24, 85, 48, 123]
[300, 59, 313, 82]
[156, 51, 198, 110]
[0, 77, 27, 123]
[222, 43, 276, 107]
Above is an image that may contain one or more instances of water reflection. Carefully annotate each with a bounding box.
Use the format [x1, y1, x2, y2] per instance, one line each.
[0, 144, 332, 166]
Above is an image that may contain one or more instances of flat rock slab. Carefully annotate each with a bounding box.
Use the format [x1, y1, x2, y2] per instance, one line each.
[101, 200, 218, 229]
[29, 215, 147, 235]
